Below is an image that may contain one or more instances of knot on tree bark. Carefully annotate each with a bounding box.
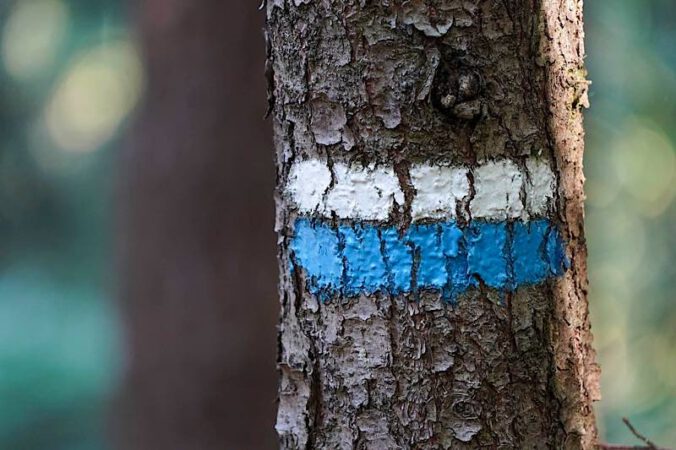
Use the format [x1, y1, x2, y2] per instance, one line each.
[432, 61, 484, 121]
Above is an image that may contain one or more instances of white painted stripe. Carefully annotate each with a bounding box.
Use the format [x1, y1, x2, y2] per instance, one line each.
[410, 165, 469, 220]
[469, 159, 524, 220]
[286, 159, 332, 215]
[524, 158, 556, 217]
[286, 160, 404, 221]
[323, 163, 404, 221]
[285, 157, 555, 221]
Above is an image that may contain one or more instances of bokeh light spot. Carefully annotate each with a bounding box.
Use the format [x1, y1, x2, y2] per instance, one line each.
[44, 39, 144, 153]
[612, 120, 676, 215]
[1, 0, 69, 80]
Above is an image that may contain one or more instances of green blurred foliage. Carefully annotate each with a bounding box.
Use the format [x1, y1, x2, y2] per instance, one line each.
[0, 0, 134, 448]
[0, 0, 673, 448]
[586, 0, 676, 446]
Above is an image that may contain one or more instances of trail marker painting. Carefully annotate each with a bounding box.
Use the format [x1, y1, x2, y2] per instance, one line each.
[286, 156, 568, 301]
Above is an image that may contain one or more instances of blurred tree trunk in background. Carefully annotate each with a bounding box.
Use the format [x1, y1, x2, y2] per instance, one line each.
[269, 1, 600, 449]
[115, 2, 277, 449]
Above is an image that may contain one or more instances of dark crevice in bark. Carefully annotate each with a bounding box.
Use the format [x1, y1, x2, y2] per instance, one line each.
[392, 160, 414, 230]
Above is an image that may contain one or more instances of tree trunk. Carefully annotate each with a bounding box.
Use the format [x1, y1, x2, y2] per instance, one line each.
[268, 0, 600, 449]
[115, 2, 278, 449]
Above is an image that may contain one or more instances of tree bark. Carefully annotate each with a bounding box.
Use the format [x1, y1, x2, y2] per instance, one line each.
[268, 0, 600, 449]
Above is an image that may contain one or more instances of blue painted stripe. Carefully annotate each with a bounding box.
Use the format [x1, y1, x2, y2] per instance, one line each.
[290, 218, 568, 301]
[467, 222, 510, 289]
[339, 224, 388, 295]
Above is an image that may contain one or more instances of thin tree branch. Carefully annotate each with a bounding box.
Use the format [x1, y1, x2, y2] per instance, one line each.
[596, 417, 671, 450]
[598, 445, 664, 450]
[622, 417, 657, 449]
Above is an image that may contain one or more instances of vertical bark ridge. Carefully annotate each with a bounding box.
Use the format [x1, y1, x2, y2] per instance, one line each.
[541, 0, 601, 447]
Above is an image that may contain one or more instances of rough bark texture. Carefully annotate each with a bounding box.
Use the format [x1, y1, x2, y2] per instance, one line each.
[115, 2, 278, 449]
[269, 0, 600, 449]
